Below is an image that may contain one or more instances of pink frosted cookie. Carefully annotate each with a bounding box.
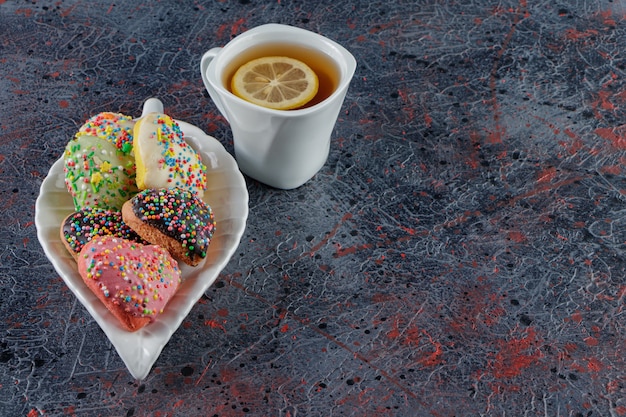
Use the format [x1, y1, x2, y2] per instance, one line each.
[77, 235, 181, 332]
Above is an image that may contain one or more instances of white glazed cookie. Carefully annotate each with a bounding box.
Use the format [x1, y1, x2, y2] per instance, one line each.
[133, 112, 207, 197]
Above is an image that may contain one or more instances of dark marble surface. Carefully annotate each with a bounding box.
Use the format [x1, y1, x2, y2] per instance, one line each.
[2, 0, 626, 416]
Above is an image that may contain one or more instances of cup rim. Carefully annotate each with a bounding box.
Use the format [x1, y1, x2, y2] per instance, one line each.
[205, 24, 356, 115]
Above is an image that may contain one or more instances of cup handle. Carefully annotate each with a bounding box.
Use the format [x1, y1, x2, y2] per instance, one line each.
[200, 48, 229, 122]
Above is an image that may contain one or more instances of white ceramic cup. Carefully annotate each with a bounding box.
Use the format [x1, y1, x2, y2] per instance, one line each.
[200, 24, 356, 189]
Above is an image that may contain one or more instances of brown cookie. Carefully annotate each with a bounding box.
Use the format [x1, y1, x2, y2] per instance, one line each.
[122, 187, 216, 266]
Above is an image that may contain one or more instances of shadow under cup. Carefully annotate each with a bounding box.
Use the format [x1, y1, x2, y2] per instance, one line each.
[202, 24, 357, 190]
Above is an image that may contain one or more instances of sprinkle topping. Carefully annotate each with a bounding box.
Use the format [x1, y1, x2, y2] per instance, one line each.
[130, 187, 216, 261]
[80, 236, 181, 320]
[62, 208, 146, 254]
[75, 112, 135, 155]
[64, 126, 138, 211]
[134, 113, 207, 197]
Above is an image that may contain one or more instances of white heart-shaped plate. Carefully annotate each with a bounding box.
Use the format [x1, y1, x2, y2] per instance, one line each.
[35, 120, 248, 380]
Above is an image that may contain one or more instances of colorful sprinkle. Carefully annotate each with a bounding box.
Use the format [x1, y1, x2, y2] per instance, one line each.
[75, 112, 135, 155]
[80, 236, 181, 323]
[62, 208, 147, 255]
[134, 113, 207, 196]
[64, 128, 138, 211]
[130, 187, 216, 262]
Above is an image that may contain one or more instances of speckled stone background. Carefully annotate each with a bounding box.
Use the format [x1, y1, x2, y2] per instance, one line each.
[2, 0, 626, 416]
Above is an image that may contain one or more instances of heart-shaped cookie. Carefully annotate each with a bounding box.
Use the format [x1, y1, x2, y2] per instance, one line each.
[122, 187, 216, 266]
[77, 235, 181, 332]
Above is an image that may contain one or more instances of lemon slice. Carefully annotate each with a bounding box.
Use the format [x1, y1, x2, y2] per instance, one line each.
[231, 56, 319, 110]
